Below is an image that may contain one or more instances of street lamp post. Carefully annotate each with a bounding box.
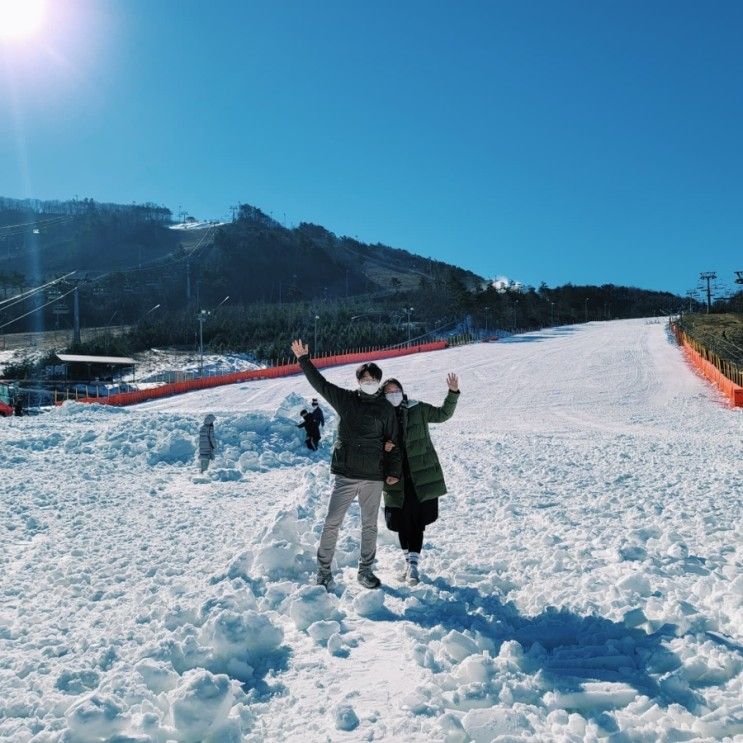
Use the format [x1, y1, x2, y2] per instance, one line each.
[198, 309, 210, 376]
[314, 315, 320, 354]
[404, 307, 414, 347]
[584, 298, 589, 323]
[484, 306, 490, 338]
[550, 301, 555, 325]
[139, 304, 161, 323]
[196, 298, 228, 376]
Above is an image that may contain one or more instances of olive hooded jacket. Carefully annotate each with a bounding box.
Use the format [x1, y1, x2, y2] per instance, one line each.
[383, 390, 459, 507]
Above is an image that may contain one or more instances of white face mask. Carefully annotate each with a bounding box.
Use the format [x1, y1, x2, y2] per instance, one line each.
[385, 392, 403, 407]
[359, 381, 379, 395]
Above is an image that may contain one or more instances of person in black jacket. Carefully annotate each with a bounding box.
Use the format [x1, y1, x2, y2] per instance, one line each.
[297, 409, 321, 450]
[291, 339, 402, 590]
[310, 398, 325, 428]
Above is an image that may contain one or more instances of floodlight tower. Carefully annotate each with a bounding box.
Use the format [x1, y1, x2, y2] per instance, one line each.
[735, 271, 743, 285]
[699, 272, 717, 313]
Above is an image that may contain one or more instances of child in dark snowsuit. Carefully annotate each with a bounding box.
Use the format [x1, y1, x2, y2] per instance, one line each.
[297, 409, 321, 451]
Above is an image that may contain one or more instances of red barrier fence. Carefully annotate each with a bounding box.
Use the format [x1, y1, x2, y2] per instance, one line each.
[671, 323, 743, 407]
[72, 341, 449, 408]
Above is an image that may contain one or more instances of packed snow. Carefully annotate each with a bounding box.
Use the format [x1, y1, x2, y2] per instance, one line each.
[132, 350, 263, 384]
[168, 221, 225, 231]
[1, 319, 741, 742]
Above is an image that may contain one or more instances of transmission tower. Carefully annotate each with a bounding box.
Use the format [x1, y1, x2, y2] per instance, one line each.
[699, 272, 717, 313]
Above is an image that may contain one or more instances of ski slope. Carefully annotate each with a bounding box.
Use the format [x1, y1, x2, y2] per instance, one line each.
[1, 319, 741, 742]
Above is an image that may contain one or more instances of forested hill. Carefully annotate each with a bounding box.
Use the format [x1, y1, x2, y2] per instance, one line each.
[0, 196, 695, 357]
[0, 196, 177, 278]
[0, 197, 483, 305]
[203, 204, 483, 305]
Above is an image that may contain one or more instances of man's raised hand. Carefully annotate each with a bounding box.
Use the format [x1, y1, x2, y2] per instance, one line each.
[447, 373, 459, 392]
[291, 339, 309, 359]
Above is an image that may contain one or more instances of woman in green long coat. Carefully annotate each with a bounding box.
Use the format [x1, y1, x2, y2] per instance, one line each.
[382, 373, 460, 585]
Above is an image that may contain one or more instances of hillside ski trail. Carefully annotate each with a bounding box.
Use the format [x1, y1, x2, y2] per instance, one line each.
[1, 319, 742, 741]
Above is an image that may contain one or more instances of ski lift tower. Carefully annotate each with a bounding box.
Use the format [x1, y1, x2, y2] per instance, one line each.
[699, 272, 717, 313]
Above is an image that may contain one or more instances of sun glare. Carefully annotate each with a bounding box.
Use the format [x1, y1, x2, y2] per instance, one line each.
[0, 0, 46, 40]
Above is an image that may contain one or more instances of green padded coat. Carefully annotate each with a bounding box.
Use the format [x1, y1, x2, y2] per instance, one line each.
[383, 390, 459, 507]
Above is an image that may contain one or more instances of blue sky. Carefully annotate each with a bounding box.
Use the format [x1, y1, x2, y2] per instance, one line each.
[1, 0, 741, 295]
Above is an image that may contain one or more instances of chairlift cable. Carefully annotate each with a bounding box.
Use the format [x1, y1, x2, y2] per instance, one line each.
[0, 286, 78, 331]
[0, 271, 77, 311]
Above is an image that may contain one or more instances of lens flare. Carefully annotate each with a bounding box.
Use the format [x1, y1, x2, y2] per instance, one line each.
[0, 0, 46, 40]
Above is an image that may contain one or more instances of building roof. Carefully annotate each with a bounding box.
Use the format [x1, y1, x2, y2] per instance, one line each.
[56, 354, 137, 365]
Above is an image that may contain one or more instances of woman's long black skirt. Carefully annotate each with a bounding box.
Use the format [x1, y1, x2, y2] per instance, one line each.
[384, 475, 439, 533]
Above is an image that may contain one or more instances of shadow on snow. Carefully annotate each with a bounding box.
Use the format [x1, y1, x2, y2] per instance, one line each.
[375, 578, 719, 724]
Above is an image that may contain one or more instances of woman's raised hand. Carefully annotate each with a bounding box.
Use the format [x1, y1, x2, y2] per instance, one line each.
[447, 373, 459, 392]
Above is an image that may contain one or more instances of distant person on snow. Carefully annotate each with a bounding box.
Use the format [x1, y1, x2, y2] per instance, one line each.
[297, 409, 322, 451]
[381, 373, 460, 585]
[310, 397, 325, 428]
[199, 414, 217, 472]
[291, 339, 402, 591]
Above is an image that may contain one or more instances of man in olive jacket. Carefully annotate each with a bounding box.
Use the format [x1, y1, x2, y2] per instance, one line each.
[291, 339, 402, 590]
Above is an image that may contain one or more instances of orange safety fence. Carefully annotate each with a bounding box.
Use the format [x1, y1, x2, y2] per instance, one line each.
[671, 324, 743, 407]
[67, 340, 449, 408]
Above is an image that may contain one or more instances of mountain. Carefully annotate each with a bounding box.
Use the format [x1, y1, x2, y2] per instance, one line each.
[1, 196, 694, 359]
[0, 197, 484, 308]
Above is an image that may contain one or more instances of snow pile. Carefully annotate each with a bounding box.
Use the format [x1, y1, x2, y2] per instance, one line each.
[288, 586, 341, 631]
[12, 396, 326, 477]
[334, 703, 360, 731]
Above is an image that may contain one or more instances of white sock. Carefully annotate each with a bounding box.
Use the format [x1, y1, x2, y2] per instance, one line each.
[408, 552, 420, 565]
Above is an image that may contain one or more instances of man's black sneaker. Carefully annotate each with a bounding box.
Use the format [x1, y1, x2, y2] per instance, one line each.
[357, 569, 381, 589]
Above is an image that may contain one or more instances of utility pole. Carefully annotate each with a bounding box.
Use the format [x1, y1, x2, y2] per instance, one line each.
[699, 272, 717, 313]
[484, 306, 490, 337]
[314, 315, 320, 354]
[685, 290, 696, 313]
[73, 286, 81, 345]
[405, 307, 414, 347]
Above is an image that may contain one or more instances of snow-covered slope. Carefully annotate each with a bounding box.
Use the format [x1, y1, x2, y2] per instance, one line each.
[1, 319, 741, 742]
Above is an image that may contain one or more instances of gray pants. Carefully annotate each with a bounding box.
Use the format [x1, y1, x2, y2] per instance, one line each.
[317, 476, 383, 571]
